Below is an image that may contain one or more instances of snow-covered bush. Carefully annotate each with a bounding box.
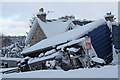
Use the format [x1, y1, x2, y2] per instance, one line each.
[2, 42, 24, 58]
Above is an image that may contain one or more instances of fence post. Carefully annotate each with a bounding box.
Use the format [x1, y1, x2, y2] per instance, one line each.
[85, 37, 91, 68]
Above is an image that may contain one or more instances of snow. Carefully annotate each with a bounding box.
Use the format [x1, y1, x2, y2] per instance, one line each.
[20, 59, 25, 63]
[36, 12, 46, 15]
[112, 21, 119, 26]
[57, 37, 85, 50]
[70, 55, 74, 57]
[45, 61, 51, 67]
[28, 52, 59, 64]
[0, 67, 17, 73]
[104, 14, 114, 18]
[37, 18, 73, 37]
[2, 41, 24, 58]
[2, 44, 14, 50]
[45, 60, 56, 68]
[22, 18, 105, 54]
[25, 17, 73, 45]
[1, 57, 21, 61]
[88, 46, 98, 58]
[66, 48, 79, 52]
[92, 57, 106, 64]
[2, 65, 118, 78]
[106, 21, 119, 30]
[112, 45, 118, 65]
[23, 56, 31, 60]
[66, 20, 76, 31]
[55, 51, 63, 59]
[25, 19, 38, 45]
[106, 21, 112, 30]
[45, 49, 56, 56]
[38, 53, 44, 57]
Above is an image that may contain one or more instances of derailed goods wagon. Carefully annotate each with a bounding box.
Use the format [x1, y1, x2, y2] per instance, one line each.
[21, 18, 112, 71]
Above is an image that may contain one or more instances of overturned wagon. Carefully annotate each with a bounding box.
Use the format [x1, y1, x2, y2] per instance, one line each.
[21, 38, 105, 71]
[21, 18, 112, 71]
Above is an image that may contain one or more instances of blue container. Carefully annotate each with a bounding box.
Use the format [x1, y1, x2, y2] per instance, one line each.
[82, 24, 113, 64]
[112, 25, 120, 49]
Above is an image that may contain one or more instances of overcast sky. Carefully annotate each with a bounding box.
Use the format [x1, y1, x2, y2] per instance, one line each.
[0, 2, 118, 36]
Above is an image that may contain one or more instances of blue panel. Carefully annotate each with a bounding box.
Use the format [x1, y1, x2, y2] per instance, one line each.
[83, 24, 113, 64]
[112, 26, 120, 34]
[112, 25, 120, 49]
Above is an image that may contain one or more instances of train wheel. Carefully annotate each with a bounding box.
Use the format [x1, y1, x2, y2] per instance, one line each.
[61, 62, 70, 71]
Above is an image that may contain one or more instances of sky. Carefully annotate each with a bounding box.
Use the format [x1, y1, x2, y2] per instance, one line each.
[0, 2, 118, 36]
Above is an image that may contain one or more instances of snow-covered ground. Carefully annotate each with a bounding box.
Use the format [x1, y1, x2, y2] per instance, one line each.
[1, 57, 21, 61]
[2, 65, 118, 78]
[112, 46, 119, 65]
[0, 67, 17, 73]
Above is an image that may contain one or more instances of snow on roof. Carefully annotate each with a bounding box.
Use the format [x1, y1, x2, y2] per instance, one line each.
[25, 17, 73, 45]
[22, 18, 106, 54]
[37, 18, 72, 37]
[25, 19, 38, 45]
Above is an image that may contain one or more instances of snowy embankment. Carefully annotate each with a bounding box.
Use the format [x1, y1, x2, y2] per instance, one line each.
[2, 65, 118, 78]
